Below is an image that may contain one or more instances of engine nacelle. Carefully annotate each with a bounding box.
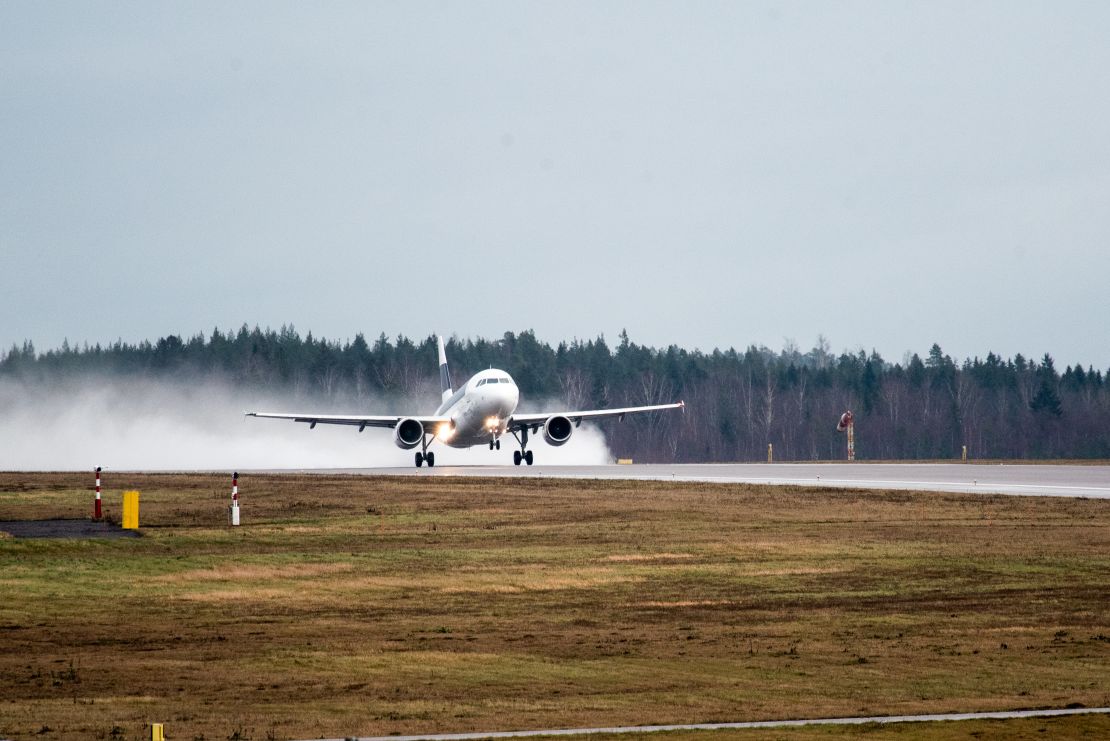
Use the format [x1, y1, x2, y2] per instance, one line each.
[394, 418, 424, 449]
[543, 415, 574, 447]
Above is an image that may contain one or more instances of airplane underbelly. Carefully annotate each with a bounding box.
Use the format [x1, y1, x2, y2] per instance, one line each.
[444, 396, 510, 448]
[445, 436, 487, 449]
[445, 429, 492, 448]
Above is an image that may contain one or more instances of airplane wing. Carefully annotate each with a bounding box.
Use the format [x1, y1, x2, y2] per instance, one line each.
[508, 401, 684, 431]
[245, 412, 451, 431]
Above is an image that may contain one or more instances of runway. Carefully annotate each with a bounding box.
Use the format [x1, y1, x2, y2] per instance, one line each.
[294, 463, 1110, 498]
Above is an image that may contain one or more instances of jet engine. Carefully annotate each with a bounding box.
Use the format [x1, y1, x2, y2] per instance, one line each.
[393, 418, 424, 449]
[543, 415, 573, 446]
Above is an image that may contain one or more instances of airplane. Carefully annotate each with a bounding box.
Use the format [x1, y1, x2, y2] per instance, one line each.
[246, 335, 684, 467]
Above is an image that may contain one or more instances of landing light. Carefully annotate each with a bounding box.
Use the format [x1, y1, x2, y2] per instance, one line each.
[485, 416, 500, 429]
[437, 423, 455, 441]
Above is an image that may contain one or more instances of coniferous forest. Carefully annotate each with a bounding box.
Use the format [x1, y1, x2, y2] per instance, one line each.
[2, 327, 1108, 462]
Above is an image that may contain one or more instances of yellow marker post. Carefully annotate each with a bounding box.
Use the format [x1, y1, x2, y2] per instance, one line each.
[767, 443, 773, 463]
[151, 723, 165, 741]
[122, 490, 140, 530]
[962, 445, 968, 462]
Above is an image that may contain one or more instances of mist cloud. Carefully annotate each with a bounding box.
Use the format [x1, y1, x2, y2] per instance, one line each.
[0, 377, 612, 470]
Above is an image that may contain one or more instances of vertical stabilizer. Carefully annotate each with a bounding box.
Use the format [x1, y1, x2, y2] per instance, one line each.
[437, 335, 452, 402]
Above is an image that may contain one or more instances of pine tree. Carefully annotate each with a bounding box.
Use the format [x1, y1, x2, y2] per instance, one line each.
[1030, 379, 1063, 417]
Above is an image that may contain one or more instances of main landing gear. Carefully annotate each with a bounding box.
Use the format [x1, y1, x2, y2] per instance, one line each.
[415, 433, 435, 468]
[509, 426, 535, 466]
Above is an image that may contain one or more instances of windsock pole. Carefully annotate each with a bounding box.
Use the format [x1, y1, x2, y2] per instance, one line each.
[94, 466, 102, 520]
[229, 472, 240, 526]
[837, 411, 856, 462]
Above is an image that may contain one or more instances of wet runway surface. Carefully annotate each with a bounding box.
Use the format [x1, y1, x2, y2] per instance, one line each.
[279, 463, 1110, 498]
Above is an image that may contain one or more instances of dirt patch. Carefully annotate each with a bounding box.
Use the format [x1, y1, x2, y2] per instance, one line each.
[0, 518, 141, 539]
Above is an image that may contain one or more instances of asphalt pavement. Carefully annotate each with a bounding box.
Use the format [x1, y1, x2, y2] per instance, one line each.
[277, 462, 1110, 498]
[306, 706, 1110, 741]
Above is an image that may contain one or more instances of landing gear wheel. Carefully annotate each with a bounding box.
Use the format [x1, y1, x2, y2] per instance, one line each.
[513, 451, 522, 466]
[415, 452, 424, 468]
[426, 452, 435, 467]
[525, 450, 534, 466]
[489, 440, 494, 450]
[495, 440, 501, 450]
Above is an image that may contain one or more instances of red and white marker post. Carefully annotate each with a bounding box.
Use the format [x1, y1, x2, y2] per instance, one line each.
[94, 466, 102, 520]
[229, 471, 240, 526]
[836, 411, 856, 461]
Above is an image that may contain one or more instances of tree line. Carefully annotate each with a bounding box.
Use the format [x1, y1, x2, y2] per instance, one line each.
[3, 326, 1108, 461]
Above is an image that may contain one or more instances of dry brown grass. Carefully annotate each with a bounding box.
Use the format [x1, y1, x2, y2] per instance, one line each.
[1, 471, 1108, 741]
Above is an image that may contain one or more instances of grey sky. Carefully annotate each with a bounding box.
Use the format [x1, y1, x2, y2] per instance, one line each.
[3, 1, 1108, 369]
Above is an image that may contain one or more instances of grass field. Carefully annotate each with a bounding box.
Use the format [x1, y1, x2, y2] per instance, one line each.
[1, 472, 1108, 740]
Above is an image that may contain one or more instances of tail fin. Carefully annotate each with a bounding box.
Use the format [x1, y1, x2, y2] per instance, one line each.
[437, 335, 452, 402]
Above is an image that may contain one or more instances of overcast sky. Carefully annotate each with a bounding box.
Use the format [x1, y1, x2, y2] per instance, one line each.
[2, 1, 1108, 369]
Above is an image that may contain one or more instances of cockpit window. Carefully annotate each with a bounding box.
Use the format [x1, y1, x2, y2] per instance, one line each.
[477, 377, 514, 386]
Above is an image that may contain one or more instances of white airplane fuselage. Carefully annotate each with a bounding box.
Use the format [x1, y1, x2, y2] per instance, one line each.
[434, 369, 520, 448]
